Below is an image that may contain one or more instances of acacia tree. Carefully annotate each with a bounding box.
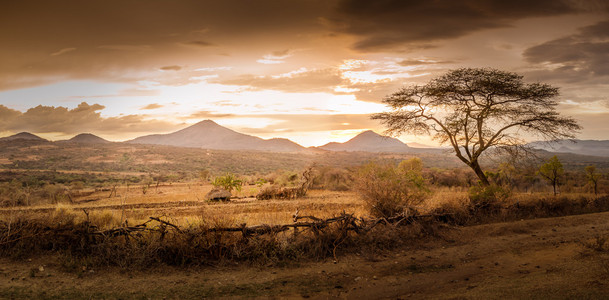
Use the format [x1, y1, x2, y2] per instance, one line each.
[538, 155, 564, 196]
[585, 165, 601, 195]
[372, 68, 581, 186]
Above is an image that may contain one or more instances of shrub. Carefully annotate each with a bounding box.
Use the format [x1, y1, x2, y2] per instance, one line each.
[355, 161, 428, 218]
[311, 167, 354, 191]
[211, 173, 243, 193]
[256, 185, 305, 200]
[468, 184, 511, 212]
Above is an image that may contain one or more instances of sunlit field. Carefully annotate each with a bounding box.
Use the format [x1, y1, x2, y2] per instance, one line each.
[0, 184, 366, 229]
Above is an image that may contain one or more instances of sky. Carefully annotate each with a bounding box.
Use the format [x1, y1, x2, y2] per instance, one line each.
[1, 0, 608, 147]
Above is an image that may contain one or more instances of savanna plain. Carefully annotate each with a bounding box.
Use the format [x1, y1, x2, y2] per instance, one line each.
[1, 140, 609, 299]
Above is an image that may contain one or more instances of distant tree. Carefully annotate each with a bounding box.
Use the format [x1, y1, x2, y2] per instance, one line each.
[199, 169, 210, 182]
[538, 156, 564, 196]
[585, 165, 601, 195]
[372, 68, 581, 186]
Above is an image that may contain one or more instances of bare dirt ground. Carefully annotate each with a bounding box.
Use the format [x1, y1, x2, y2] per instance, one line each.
[2, 210, 609, 299]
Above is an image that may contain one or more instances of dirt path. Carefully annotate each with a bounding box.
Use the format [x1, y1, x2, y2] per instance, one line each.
[2, 211, 609, 299]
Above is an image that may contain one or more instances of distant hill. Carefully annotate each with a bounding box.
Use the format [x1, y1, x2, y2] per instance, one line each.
[0, 132, 47, 142]
[127, 120, 305, 152]
[528, 139, 609, 157]
[319, 130, 413, 153]
[67, 133, 110, 144]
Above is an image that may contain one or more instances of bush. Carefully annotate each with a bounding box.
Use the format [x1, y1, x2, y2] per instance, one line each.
[468, 184, 511, 212]
[211, 173, 243, 193]
[311, 166, 354, 191]
[355, 161, 428, 218]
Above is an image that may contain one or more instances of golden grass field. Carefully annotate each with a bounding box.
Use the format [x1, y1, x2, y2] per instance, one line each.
[1, 180, 603, 230]
[2, 178, 609, 299]
[1, 183, 369, 229]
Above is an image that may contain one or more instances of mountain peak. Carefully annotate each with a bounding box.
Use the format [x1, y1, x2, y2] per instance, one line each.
[68, 133, 109, 144]
[353, 130, 384, 138]
[1, 132, 47, 141]
[319, 130, 411, 153]
[356, 130, 380, 136]
[127, 119, 305, 152]
[194, 119, 219, 126]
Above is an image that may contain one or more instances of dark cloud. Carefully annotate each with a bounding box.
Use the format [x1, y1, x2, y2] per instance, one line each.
[160, 65, 182, 71]
[0, 102, 177, 136]
[141, 103, 164, 110]
[329, 0, 604, 52]
[181, 40, 216, 47]
[0, 0, 332, 91]
[213, 69, 345, 93]
[524, 20, 609, 81]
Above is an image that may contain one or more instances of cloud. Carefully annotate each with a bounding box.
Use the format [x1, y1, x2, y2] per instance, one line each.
[398, 58, 454, 66]
[0, 0, 331, 91]
[50, 48, 76, 56]
[0, 105, 21, 128]
[328, 0, 603, 52]
[0, 102, 177, 136]
[257, 49, 293, 64]
[181, 40, 216, 47]
[141, 103, 164, 110]
[213, 68, 345, 93]
[160, 65, 182, 71]
[210, 100, 242, 107]
[230, 114, 379, 134]
[524, 20, 609, 81]
[187, 111, 236, 119]
[98, 44, 152, 51]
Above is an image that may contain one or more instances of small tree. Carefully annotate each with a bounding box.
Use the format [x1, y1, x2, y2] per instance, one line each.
[585, 165, 601, 195]
[372, 68, 581, 186]
[538, 156, 564, 196]
[212, 173, 243, 193]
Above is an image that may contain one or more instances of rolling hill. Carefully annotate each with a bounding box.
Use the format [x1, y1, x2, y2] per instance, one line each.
[0, 132, 47, 142]
[528, 139, 609, 157]
[127, 120, 305, 152]
[67, 133, 110, 144]
[318, 130, 413, 153]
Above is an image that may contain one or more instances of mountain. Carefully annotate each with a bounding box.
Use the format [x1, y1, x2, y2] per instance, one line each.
[0, 132, 47, 142]
[127, 120, 305, 152]
[319, 130, 413, 153]
[67, 133, 110, 144]
[528, 139, 609, 157]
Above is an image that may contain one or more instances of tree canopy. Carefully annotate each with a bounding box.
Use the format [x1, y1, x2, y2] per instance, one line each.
[538, 155, 564, 196]
[372, 68, 581, 185]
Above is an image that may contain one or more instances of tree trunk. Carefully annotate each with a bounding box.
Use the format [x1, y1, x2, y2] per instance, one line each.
[470, 161, 490, 186]
[552, 181, 557, 196]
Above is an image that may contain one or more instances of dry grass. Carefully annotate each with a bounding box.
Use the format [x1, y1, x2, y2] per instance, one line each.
[2, 180, 609, 269]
